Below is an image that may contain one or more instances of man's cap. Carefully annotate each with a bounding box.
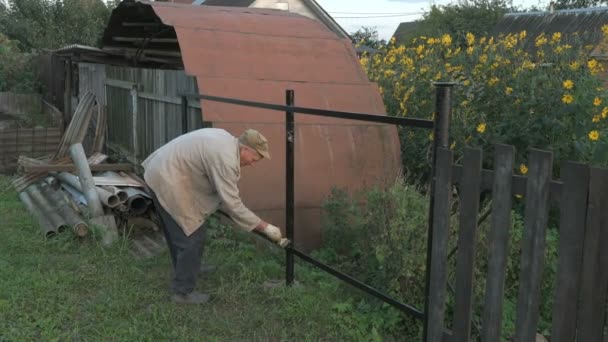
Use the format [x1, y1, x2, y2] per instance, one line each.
[239, 129, 271, 160]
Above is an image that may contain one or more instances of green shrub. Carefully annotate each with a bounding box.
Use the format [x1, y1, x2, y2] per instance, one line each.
[0, 33, 39, 92]
[320, 183, 558, 340]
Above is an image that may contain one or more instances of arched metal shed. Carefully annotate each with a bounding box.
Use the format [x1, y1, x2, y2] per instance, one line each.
[102, 0, 401, 249]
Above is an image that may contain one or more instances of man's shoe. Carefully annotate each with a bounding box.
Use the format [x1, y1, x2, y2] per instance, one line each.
[200, 263, 217, 273]
[171, 291, 210, 304]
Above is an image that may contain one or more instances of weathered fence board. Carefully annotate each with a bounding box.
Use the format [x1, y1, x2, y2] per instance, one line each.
[0, 127, 62, 173]
[576, 167, 608, 341]
[452, 148, 482, 342]
[451, 166, 562, 205]
[0, 92, 43, 116]
[514, 149, 553, 342]
[481, 144, 515, 342]
[426, 148, 453, 342]
[551, 162, 590, 342]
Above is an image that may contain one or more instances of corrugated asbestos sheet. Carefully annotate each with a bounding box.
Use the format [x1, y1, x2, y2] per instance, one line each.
[103, 1, 401, 249]
[495, 8, 608, 51]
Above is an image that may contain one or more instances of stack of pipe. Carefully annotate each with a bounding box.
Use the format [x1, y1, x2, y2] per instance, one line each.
[19, 182, 88, 237]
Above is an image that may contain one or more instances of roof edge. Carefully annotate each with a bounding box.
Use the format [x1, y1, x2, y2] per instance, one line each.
[301, 0, 351, 40]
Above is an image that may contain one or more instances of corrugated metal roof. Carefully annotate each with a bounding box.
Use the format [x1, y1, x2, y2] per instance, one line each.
[104, 0, 401, 249]
[495, 7, 608, 50]
[392, 21, 420, 44]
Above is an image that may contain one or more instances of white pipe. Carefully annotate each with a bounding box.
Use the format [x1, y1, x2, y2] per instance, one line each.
[56, 172, 119, 208]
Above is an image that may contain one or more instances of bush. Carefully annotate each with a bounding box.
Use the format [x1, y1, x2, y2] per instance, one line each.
[362, 29, 608, 185]
[320, 183, 558, 340]
[0, 33, 39, 92]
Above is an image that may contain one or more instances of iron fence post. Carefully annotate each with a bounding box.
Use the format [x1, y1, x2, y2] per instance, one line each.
[423, 82, 454, 341]
[286, 89, 295, 286]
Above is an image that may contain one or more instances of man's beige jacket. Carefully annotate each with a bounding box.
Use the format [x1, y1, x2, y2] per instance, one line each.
[142, 128, 261, 236]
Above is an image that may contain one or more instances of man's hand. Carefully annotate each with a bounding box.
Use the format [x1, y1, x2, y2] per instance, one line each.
[262, 224, 283, 242]
[254, 222, 290, 248]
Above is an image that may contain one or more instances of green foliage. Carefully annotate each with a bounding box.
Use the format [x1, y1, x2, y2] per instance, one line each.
[362, 30, 608, 184]
[320, 182, 559, 339]
[0, 0, 112, 51]
[554, 0, 608, 9]
[413, 0, 509, 43]
[0, 33, 39, 92]
[321, 182, 431, 339]
[351, 26, 387, 50]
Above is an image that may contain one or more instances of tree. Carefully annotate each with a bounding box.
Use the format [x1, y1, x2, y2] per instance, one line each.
[412, 0, 511, 44]
[0, 32, 38, 92]
[351, 27, 386, 50]
[554, 0, 608, 9]
[0, 0, 112, 52]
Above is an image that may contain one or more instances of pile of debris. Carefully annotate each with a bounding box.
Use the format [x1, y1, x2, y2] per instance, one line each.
[12, 92, 162, 252]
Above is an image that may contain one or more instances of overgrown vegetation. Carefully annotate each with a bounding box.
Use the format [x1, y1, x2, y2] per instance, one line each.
[0, 0, 114, 92]
[0, 0, 112, 51]
[361, 29, 608, 185]
[0, 33, 38, 92]
[319, 182, 558, 340]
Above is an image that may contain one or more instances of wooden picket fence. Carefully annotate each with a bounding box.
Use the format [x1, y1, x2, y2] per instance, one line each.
[426, 144, 608, 342]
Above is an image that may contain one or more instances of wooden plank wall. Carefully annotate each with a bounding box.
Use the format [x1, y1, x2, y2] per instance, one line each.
[0, 128, 62, 173]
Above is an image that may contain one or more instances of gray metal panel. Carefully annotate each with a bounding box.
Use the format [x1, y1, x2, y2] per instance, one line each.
[495, 9, 608, 51]
[78, 63, 107, 106]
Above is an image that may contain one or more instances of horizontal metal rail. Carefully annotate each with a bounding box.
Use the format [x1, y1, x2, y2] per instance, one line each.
[181, 93, 433, 129]
[251, 230, 424, 320]
[291, 247, 425, 320]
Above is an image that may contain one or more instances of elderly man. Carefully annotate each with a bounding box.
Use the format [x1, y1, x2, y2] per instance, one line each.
[143, 128, 285, 304]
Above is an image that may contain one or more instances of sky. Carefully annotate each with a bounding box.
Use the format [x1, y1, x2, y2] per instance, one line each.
[316, 0, 549, 40]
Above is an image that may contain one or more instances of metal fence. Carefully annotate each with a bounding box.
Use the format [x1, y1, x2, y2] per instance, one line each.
[183, 86, 453, 340]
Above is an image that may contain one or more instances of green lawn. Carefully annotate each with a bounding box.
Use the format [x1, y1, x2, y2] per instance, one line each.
[0, 176, 391, 341]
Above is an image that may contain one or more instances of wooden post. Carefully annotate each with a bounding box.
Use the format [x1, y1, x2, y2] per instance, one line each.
[551, 162, 589, 342]
[514, 149, 553, 342]
[426, 147, 453, 342]
[481, 144, 515, 342]
[452, 148, 482, 342]
[576, 167, 608, 341]
[130, 85, 138, 161]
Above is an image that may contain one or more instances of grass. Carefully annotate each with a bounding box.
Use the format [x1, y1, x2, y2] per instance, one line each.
[0, 175, 390, 341]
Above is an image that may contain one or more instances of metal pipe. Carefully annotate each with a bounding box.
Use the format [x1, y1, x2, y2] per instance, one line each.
[123, 187, 151, 215]
[253, 229, 425, 319]
[19, 191, 56, 237]
[182, 93, 433, 128]
[102, 185, 128, 203]
[285, 89, 295, 286]
[25, 184, 69, 234]
[291, 247, 424, 319]
[424, 82, 455, 342]
[69, 143, 118, 246]
[60, 183, 87, 206]
[43, 186, 89, 237]
[56, 172, 119, 208]
[112, 37, 178, 44]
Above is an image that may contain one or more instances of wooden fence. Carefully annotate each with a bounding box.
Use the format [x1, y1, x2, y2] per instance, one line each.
[426, 144, 608, 341]
[0, 92, 64, 128]
[0, 128, 62, 173]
